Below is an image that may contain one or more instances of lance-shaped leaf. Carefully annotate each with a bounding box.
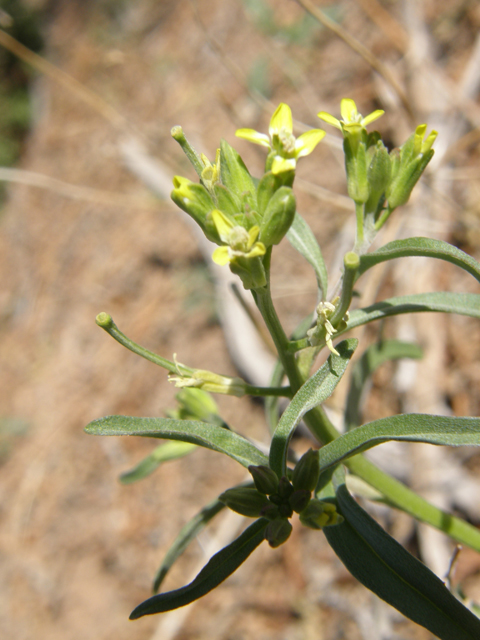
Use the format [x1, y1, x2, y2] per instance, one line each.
[324, 468, 480, 640]
[85, 416, 268, 468]
[357, 237, 480, 284]
[153, 498, 226, 593]
[345, 339, 423, 430]
[319, 413, 480, 473]
[339, 292, 480, 335]
[287, 212, 328, 300]
[130, 518, 267, 618]
[269, 339, 357, 477]
[119, 441, 198, 484]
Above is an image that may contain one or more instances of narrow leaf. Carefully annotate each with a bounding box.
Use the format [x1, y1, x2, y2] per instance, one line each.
[357, 237, 480, 284]
[153, 498, 226, 593]
[269, 339, 357, 477]
[130, 518, 267, 618]
[119, 441, 198, 484]
[340, 292, 480, 334]
[345, 339, 422, 430]
[287, 212, 328, 300]
[325, 469, 480, 640]
[85, 416, 268, 468]
[319, 414, 480, 473]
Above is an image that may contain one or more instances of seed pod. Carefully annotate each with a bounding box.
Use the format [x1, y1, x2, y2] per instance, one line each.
[265, 518, 293, 548]
[248, 465, 279, 495]
[219, 487, 269, 518]
[292, 449, 320, 493]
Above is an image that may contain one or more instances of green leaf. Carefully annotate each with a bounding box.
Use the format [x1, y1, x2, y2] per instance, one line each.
[324, 469, 480, 640]
[85, 416, 268, 469]
[119, 441, 198, 485]
[286, 212, 329, 300]
[357, 237, 480, 284]
[319, 414, 480, 473]
[153, 498, 226, 593]
[341, 292, 480, 334]
[345, 339, 423, 430]
[130, 518, 267, 618]
[269, 339, 357, 477]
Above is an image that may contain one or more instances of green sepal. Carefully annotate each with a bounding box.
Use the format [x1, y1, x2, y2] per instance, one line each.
[219, 139, 257, 208]
[229, 255, 267, 289]
[259, 186, 296, 246]
[292, 448, 320, 493]
[344, 136, 369, 204]
[265, 518, 292, 548]
[214, 184, 241, 217]
[256, 171, 278, 215]
[219, 486, 269, 517]
[365, 140, 391, 216]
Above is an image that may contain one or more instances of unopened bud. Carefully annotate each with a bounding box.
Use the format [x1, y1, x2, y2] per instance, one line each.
[265, 518, 293, 548]
[288, 489, 311, 513]
[259, 186, 296, 246]
[277, 476, 294, 499]
[292, 449, 320, 493]
[219, 139, 257, 208]
[248, 465, 279, 495]
[219, 487, 269, 518]
[299, 499, 342, 530]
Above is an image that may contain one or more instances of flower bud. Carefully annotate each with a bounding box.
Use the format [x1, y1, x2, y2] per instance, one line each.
[288, 489, 311, 513]
[171, 177, 220, 243]
[277, 476, 294, 499]
[174, 388, 219, 422]
[219, 139, 257, 209]
[259, 186, 296, 246]
[248, 465, 279, 495]
[265, 518, 293, 548]
[214, 184, 241, 218]
[292, 449, 320, 493]
[299, 499, 343, 530]
[219, 487, 269, 518]
[386, 125, 437, 211]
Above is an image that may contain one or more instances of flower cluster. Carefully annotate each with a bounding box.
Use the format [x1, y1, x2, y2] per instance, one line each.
[220, 450, 342, 548]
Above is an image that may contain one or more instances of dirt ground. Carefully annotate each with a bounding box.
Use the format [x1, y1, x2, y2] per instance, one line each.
[1, 1, 480, 639]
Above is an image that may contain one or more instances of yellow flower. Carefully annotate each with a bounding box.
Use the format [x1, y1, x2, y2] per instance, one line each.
[236, 103, 325, 175]
[318, 98, 384, 136]
[210, 210, 266, 266]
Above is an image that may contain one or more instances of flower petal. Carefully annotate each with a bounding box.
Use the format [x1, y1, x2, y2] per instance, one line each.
[317, 111, 341, 129]
[340, 98, 358, 123]
[212, 246, 231, 265]
[294, 129, 326, 158]
[247, 225, 260, 249]
[246, 242, 266, 259]
[211, 209, 234, 243]
[271, 155, 296, 175]
[361, 109, 384, 127]
[269, 103, 293, 137]
[235, 128, 271, 148]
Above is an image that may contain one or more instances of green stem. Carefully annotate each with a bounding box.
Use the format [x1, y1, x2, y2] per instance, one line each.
[355, 201, 364, 244]
[96, 312, 189, 375]
[330, 251, 360, 328]
[244, 384, 292, 398]
[374, 203, 394, 231]
[347, 455, 480, 552]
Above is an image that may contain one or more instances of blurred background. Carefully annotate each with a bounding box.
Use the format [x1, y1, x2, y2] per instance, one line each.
[1, 0, 480, 638]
